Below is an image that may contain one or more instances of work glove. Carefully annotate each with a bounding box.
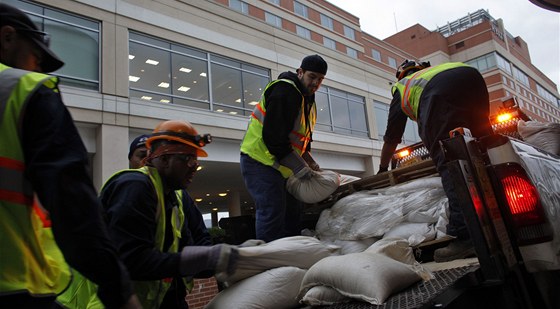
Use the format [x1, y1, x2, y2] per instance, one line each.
[279, 151, 309, 176]
[377, 165, 389, 174]
[179, 245, 239, 278]
[302, 152, 321, 171]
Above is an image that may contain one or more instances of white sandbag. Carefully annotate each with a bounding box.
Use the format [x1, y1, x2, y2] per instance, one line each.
[383, 222, 437, 246]
[517, 120, 560, 155]
[286, 169, 340, 203]
[300, 286, 350, 306]
[319, 235, 378, 255]
[206, 266, 305, 309]
[217, 236, 338, 285]
[315, 176, 447, 241]
[298, 252, 425, 305]
[339, 174, 361, 185]
[366, 238, 417, 265]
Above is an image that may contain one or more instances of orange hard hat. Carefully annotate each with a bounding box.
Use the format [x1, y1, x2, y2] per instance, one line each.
[146, 120, 211, 157]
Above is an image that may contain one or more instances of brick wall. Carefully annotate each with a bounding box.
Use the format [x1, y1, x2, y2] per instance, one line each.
[186, 278, 219, 309]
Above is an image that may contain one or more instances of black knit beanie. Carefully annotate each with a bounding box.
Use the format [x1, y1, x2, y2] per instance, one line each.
[300, 54, 328, 75]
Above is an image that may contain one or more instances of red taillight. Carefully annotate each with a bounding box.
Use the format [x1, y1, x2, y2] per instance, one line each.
[494, 163, 552, 245]
[502, 175, 539, 216]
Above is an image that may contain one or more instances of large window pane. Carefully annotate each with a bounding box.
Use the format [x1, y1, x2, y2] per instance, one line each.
[129, 33, 270, 114]
[374, 101, 388, 140]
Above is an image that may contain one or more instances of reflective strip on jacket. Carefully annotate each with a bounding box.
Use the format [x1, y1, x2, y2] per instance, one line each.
[240, 78, 316, 178]
[392, 62, 469, 120]
[56, 166, 185, 309]
[0, 63, 71, 297]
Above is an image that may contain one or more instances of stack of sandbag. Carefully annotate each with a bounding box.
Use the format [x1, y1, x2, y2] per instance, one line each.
[517, 120, 560, 155]
[298, 238, 433, 306]
[208, 236, 339, 308]
[315, 176, 449, 250]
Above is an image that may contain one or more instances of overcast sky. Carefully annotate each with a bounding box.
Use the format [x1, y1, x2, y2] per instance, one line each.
[326, 0, 560, 92]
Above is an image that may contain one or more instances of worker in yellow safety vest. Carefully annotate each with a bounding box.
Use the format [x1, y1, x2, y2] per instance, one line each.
[0, 3, 140, 308]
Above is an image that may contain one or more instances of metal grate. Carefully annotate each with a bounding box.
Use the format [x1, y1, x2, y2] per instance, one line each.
[325, 265, 478, 309]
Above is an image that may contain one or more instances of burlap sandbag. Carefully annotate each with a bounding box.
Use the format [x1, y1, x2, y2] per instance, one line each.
[286, 169, 340, 203]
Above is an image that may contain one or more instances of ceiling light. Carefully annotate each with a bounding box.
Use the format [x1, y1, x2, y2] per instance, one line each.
[229, 111, 238, 115]
[249, 101, 259, 106]
[158, 82, 169, 88]
[180, 67, 192, 73]
[216, 109, 224, 112]
[193, 81, 197, 84]
[141, 96, 152, 100]
[128, 55, 135, 60]
[218, 193, 227, 197]
[129, 76, 140, 82]
[212, 208, 218, 211]
[200, 72, 207, 77]
[177, 86, 190, 92]
[146, 59, 159, 65]
[206, 193, 210, 196]
[197, 166, 203, 171]
[195, 198, 203, 202]
[235, 98, 241, 103]
[160, 99, 170, 103]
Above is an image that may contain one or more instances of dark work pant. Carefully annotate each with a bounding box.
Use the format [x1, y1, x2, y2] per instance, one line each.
[0, 293, 57, 309]
[240, 153, 302, 242]
[417, 66, 494, 240]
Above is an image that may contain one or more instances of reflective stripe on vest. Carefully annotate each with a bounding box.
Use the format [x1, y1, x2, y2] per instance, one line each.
[392, 62, 469, 120]
[240, 78, 316, 178]
[0, 63, 71, 297]
[57, 166, 185, 309]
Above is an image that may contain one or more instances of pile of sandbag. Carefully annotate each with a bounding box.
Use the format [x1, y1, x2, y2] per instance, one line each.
[207, 238, 432, 308]
[517, 120, 560, 155]
[316, 176, 449, 251]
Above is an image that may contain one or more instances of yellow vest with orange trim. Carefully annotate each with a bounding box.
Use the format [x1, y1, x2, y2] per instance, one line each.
[392, 62, 469, 121]
[240, 79, 316, 178]
[0, 63, 71, 297]
[56, 166, 187, 309]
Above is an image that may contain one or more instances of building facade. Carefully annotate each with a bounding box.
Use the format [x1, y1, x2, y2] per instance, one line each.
[8, 0, 559, 218]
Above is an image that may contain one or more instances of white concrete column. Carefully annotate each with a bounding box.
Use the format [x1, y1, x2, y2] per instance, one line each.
[93, 124, 129, 190]
[227, 191, 241, 217]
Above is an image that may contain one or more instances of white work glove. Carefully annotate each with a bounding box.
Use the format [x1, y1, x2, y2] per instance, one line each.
[286, 169, 340, 203]
[179, 245, 239, 278]
[279, 151, 309, 176]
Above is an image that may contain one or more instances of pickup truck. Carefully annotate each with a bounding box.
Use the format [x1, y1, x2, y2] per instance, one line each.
[305, 100, 560, 309]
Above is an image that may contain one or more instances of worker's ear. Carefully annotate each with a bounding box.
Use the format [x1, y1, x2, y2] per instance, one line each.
[0, 25, 18, 51]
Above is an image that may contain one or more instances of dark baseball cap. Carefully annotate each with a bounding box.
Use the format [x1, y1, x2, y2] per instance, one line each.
[128, 134, 150, 159]
[0, 3, 64, 73]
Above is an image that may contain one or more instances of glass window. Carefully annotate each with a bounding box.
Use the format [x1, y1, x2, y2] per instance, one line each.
[265, 12, 282, 28]
[343, 25, 355, 40]
[294, 1, 308, 18]
[129, 33, 270, 115]
[347, 47, 357, 58]
[229, 0, 248, 14]
[373, 101, 388, 140]
[315, 87, 368, 137]
[269, 0, 280, 5]
[296, 25, 311, 39]
[323, 37, 336, 50]
[320, 13, 333, 30]
[388, 57, 397, 68]
[372, 49, 381, 62]
[10, 0, 100, 90]
[374, 101, 420, 144]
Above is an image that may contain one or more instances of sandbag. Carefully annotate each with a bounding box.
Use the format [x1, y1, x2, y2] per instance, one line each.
[206, 266, 305, 309]
[298, 252, 425, 305]
[286, 169, 340, 203]
[300, 286, 349, 306]
[517, 120, 560, 155]
[217, 236, 338, 285]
